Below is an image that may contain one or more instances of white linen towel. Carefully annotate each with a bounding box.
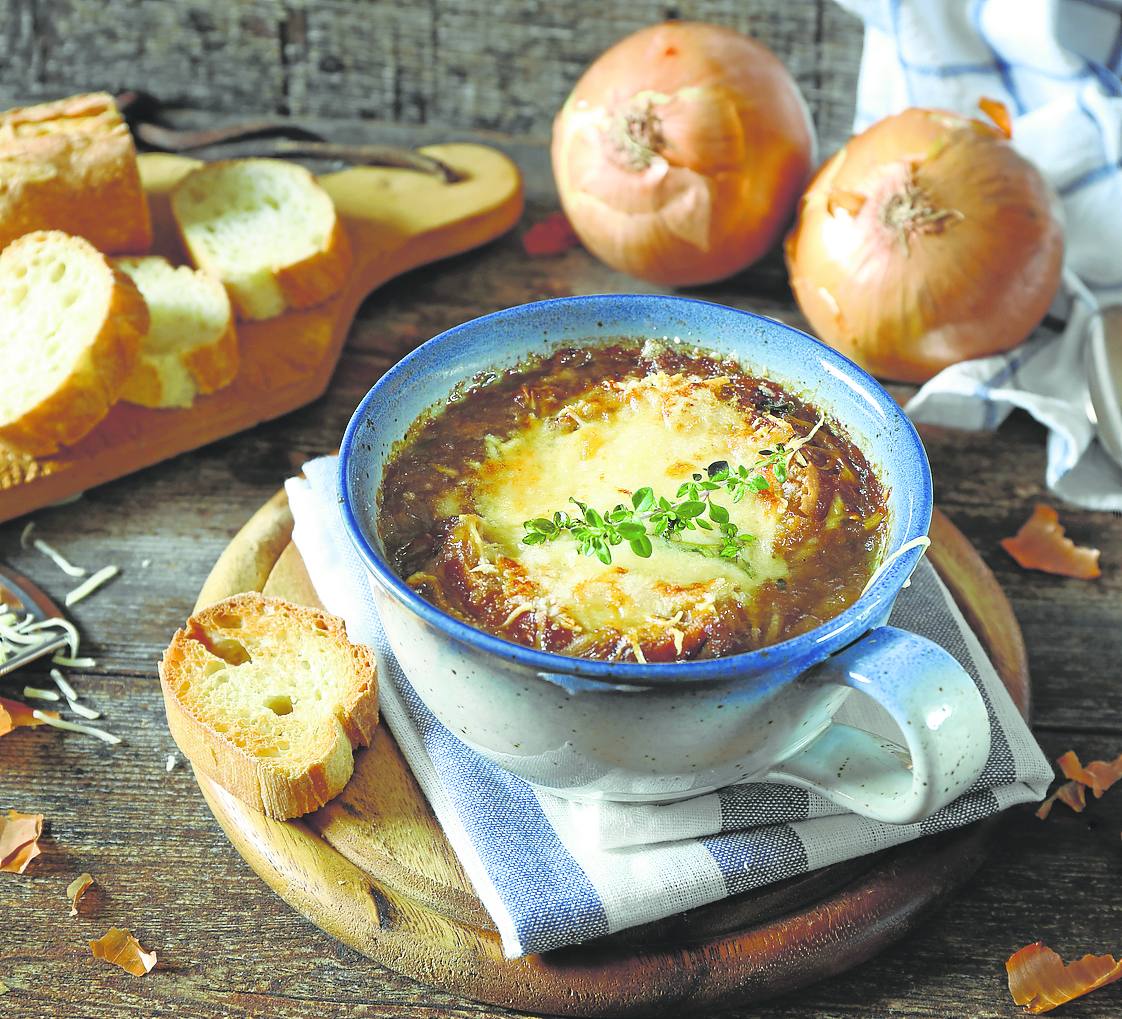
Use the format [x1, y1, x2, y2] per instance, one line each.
[287, 457, 1052, 959]
[837, 0, 1122, 510]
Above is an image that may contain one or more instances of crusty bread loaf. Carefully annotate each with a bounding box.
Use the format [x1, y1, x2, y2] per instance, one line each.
[170, 159, 352, 321]
[0, 230, 148, 455]
[115, 256, 239, 409]
[160, 593, 379, 819]
[0, 93, 152, 254]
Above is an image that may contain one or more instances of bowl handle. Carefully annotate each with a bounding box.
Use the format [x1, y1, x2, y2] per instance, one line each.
[764, 626, 992, 824]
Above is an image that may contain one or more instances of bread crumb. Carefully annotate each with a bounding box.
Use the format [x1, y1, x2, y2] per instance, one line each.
[165, 753, 177, 773]
[141, 559, 152, 569]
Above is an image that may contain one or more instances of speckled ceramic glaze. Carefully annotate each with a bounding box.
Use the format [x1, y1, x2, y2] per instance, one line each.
[340, 295, 991, 821]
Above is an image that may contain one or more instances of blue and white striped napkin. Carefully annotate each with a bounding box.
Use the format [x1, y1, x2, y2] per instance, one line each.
[836, 0, 1122, 510]
[287, 457, 1051, 958]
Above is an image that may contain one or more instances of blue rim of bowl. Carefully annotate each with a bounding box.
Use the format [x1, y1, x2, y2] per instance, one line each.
[339, 294, 933, 686]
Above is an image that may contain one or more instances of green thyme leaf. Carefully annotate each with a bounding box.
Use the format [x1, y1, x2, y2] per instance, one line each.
[630, 534, 653, 557]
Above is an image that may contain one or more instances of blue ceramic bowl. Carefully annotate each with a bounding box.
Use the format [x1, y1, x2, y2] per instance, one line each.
[338, 296, 987, 813]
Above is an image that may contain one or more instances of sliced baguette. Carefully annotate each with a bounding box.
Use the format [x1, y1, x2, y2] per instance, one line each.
[0, 92, 152, 253]
[0, 230, 148, 455]
[115, 256, 239, 409]
[160, 593, 379, 819]
[170, 159, 352, 321]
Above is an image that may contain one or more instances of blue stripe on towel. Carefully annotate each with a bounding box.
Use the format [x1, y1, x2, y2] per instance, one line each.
[701, 826, 808, 896]
[977, 334, 1055, 428]
[389, 668, 611, 953]
[971, 0, 1027, 114]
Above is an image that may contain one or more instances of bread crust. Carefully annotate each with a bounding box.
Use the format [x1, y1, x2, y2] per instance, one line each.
[274, 216, 353, 312]
[185, 317, 240, 394]
[170, 159, 353, 320]
[159, 593, 379, 820]
[0, 231, 148, 455]
[0, 92, 152, 254]
[116, 257, 241, 408]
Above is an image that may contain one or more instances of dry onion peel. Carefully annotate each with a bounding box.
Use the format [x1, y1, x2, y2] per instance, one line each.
[1007, 942, 1122, 1014]
[522, 212, 581, 257]
[88, 928, 156, 976]
[1035, 780, 1086, 819]
[1001, 505, 1101, 579]
[552, 20, 814, 285]
[67, 872, 94, 916]
[1057, 749, 1122, 797]
[785, 100, 1063, 383]
[0, 810, 43, 873]
[0, 695, 56, 731]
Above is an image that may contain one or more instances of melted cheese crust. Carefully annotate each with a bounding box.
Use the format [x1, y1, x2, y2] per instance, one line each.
[467, 372, 795, 636]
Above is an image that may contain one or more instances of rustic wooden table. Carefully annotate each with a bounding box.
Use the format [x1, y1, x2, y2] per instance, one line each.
[1, 2, 1121, 1010]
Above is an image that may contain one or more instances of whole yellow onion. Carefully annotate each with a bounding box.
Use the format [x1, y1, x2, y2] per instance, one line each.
[551, 21, 815, 286]
[785, 104, 1064, 382]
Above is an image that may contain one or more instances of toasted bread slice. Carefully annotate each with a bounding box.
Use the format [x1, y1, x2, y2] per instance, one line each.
[0, 92, 152, 254]
[160, 593, 378, 819]
[115, 256, 239, 409]
[0, 230, 148, 455]
[170, 159, 352, 320]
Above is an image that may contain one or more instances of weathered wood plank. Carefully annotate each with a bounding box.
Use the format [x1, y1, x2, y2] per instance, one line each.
[1, 714, 1119, 1017]
[0, 0, 863, 151]
[0, 113, 1119, 1018]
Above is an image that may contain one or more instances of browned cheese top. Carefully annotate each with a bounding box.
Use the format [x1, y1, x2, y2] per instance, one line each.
[379, 342, 888, 662]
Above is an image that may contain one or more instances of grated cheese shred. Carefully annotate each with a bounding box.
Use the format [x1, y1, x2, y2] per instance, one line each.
[65, 566, 120, 607]
[32, 538, 87, 578]
[49, 668, 78, 701]
[32, 710, 120, 745]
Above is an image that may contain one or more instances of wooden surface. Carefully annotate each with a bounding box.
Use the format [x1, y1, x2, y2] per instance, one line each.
[179, 495, 1029, 1017]
[0, 1, 863, 153]
[0, 111, 1120, 1017]
[0, 143, 523, 524]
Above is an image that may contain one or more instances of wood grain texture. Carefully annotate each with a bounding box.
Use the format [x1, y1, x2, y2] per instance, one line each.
[0, 112, 1120, 1019]
[0, 1, 863, 153]
[0, 143, 523, 523]
[172, 489, 1029, 1016]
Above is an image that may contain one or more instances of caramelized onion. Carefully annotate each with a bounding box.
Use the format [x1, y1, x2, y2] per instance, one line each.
[785, 103, 1063, 382]
[552, 21, 815, 286]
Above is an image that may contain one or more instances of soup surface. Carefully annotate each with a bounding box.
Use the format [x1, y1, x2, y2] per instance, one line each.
[378, 341, 888, 662]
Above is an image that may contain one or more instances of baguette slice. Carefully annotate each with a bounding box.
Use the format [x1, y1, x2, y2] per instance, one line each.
[115, 256, 239, 409]
[160, 593, 379, 819]
[0, 92, 152, 253]
[170, 159, 352, 320]
[0, 230, 148, 455]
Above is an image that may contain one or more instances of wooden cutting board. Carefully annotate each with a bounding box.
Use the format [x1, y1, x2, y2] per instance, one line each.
[182, 493, 1030, 1017]
[0, 145, 523, 524]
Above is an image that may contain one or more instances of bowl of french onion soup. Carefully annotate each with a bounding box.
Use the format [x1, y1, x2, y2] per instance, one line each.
[338, 295, 991, 817]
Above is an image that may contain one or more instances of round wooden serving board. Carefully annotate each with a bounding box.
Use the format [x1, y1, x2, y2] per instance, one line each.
[0, 145, 523, 524]
[187, 494, 1029, 1017]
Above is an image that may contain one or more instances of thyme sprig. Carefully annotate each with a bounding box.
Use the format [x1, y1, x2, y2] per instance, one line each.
[522, 447, 794, 568]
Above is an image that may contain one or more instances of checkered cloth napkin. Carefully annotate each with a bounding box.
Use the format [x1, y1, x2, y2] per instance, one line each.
[287, 458, 1051, 959]
[838, 0, 1122, 510]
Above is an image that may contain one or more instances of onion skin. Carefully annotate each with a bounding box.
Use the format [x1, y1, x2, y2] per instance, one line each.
[785, 107, 1064, 383]
[552, 21, 815, 286]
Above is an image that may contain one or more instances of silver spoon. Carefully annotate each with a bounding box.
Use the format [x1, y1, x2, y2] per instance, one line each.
[0, 564, 70, 679]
